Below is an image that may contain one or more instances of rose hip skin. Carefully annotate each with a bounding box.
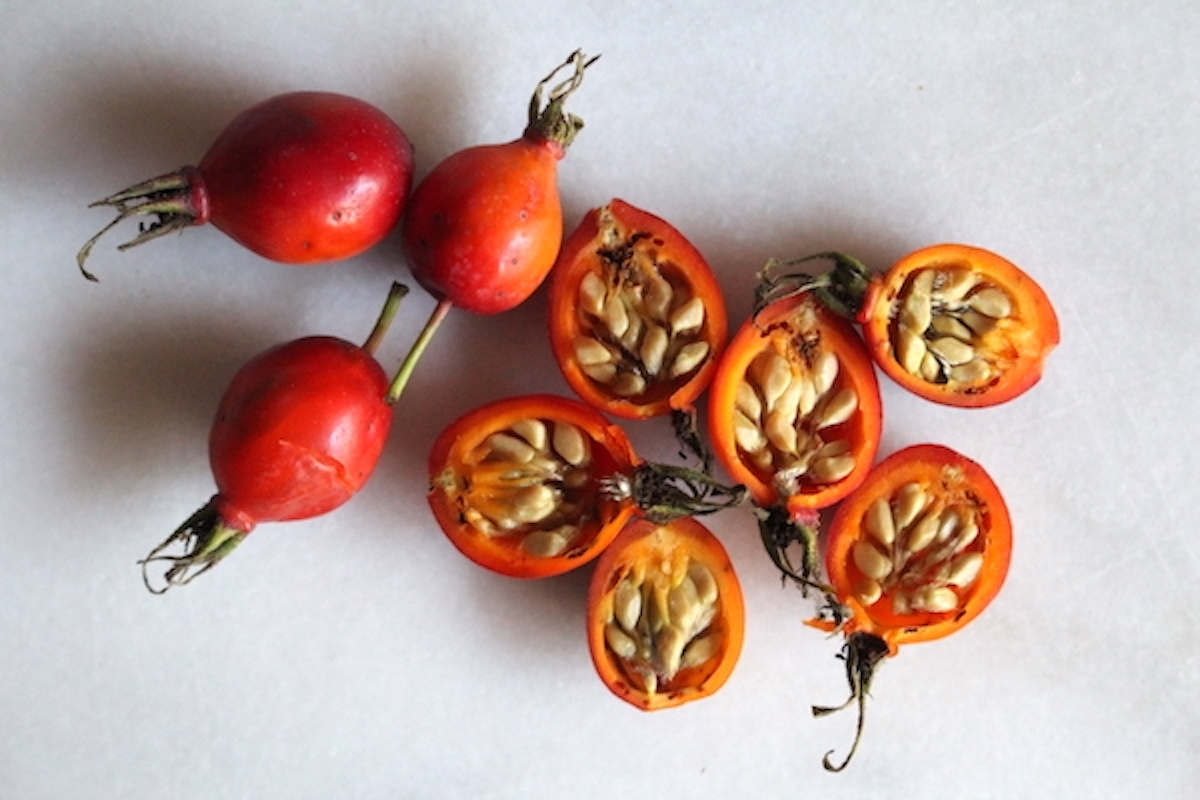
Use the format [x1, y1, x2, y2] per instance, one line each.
[209, 337, 392, 530]
[80, 91, 414, 277]
[400, 51, 595, 316]
[380, 51, 597, 409]
[197, 92, 414, 263]
[401, 138, 566, 315]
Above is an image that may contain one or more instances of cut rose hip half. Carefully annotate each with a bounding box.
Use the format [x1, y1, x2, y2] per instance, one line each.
[820, 443, 1012, 649]
[758, 244, 1058, 408]
[586, 516, 744, 710]
[427, 394, 640, 578]
[547, 199, 727, 419]
[707, 293, 882, 512]
[858, 244, 1058, 407]
[807, 443, 1013, 771]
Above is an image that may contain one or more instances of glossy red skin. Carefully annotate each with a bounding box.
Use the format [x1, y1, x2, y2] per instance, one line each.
[209, 336, 392, 532]
[401, 133, 565, 314]
[192, 91, 414, 263]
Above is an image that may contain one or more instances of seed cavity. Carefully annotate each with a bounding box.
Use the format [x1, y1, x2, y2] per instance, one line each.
[443, 417, 600, 558]
[889, 265, 1016, 389]
[574, 212, 714, 401]
[730, 338, 861, 499]
[603, 556, 722, 695]
[848, 483, 989, 618]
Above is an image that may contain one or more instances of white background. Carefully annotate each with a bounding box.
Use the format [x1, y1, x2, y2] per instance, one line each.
[3, 2, 1197, 798]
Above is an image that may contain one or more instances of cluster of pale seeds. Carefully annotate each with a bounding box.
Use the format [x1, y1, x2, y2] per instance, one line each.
[458, 417, 597, 558]
[892, 267, 1015, 387]
[850, 479, 986, 615]
[732, 343, 860, 497]
[603, 555, 722, 694]
[571, 247, 711, 399]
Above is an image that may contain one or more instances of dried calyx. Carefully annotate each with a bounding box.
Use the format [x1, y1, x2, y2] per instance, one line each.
[754, 505, 841, 602]
[603, 461, 747, 525]
[138, 499, 248, 594]
[525, 49, 600, 151]
[754, 253, 873, 321]
[76, 167, 206, 281]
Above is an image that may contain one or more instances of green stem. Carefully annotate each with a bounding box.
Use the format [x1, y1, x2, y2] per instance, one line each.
[362, 282, 410, 355]
[386, 297, 453, 404]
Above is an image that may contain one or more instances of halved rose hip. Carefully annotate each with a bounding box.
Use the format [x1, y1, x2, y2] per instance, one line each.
[427, 394, 640, 578]
[708, 292, 883, 513]
[757, 244, 1059, 407]
[808, 443, 1013, 771]
[547, 199, 727, 420]
[586, 515, 745, 710]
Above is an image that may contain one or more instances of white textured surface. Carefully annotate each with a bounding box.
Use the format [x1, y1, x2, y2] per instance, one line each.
[2, 2, 1197, 798]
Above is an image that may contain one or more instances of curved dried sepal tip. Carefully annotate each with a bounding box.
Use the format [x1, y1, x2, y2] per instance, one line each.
[77, 171, 198, 281]
[813, 631, 890, 772]
[139, 500, 248, 594]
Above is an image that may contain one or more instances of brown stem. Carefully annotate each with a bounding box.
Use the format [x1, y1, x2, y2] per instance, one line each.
[754, 505, 837, 599]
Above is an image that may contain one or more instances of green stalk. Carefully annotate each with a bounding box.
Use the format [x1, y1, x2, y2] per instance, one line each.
[362, 282, 411, 355]
[386, 297, 453, 405]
